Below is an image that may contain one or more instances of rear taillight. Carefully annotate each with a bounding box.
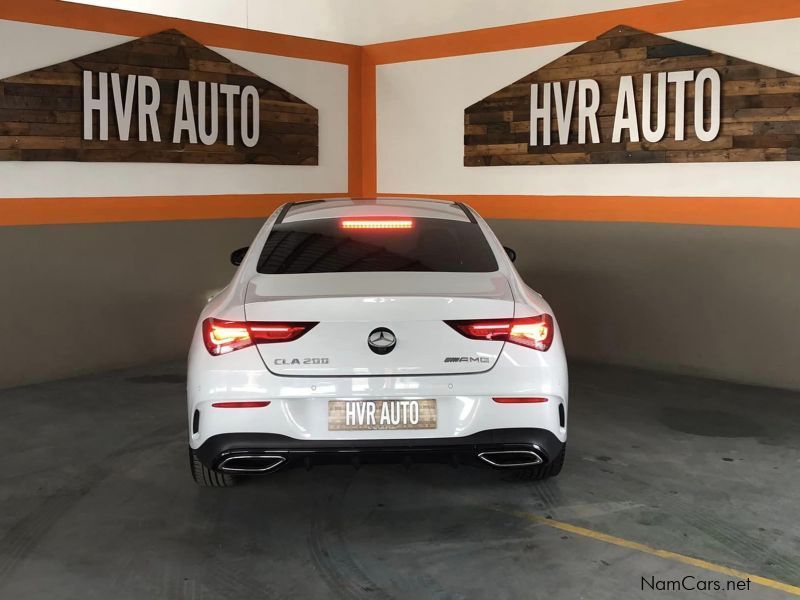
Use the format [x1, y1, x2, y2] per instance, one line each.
[202, 318, 317, 356]
[445, 314, 554, 351]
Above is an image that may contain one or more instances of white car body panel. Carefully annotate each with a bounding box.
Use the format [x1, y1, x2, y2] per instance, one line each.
[187, 198, 568, 470]
[246, 272, 514, 376]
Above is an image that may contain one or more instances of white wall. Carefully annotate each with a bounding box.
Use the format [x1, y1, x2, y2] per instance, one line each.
[0, 19, 349, 198]
[376, 19, 800, 198]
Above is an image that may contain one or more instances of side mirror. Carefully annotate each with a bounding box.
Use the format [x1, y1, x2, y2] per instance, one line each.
[503, 246, 517, 262]
[230, 247, 249, 266]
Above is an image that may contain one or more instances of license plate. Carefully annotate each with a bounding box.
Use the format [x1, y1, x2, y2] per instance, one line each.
[328, 399, 437, 431]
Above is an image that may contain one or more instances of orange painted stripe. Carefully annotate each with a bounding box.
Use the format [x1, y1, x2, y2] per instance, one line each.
[0, 0, 360, 64]
[348, 53, 364, 197]
[3, 193, 799, 229]
[360, 50, 378, 197]
[378, 194, 800, 229]
[365, 0, 800, 64]
[0, 193, 345, 226]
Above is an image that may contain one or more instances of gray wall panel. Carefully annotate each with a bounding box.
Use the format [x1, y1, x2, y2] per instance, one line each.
[0, 219, 263, 388]
[489, 219, 800, 390]
[2, 218, 797, 390]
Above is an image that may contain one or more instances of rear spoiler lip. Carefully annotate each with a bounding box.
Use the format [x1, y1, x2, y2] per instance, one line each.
[274, 202, 294, 225]
[277, 199, 477, 225]
[452, 201, 478, 223]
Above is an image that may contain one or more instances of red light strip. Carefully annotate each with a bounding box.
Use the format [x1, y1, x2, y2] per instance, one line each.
[470, 323, 511, 332]
[211, 401, 271, 408]
[493, 397, 548, 404]
[340, 219, 414, 229]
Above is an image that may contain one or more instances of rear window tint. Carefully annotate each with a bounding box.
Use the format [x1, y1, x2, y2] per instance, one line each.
[257, 217, 498, 274]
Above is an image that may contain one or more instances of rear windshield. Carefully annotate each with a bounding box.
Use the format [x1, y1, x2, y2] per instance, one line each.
[257, 217, 498, 274]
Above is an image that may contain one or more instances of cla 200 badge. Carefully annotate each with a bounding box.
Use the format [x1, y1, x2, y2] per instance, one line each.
[274, 357, 330, 365]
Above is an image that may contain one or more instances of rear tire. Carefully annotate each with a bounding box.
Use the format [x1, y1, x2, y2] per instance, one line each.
[189, 448, 236, 487]
[512, 443, 566, 481]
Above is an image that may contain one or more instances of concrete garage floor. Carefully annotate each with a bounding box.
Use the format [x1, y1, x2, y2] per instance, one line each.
[0, 363, 798, 600]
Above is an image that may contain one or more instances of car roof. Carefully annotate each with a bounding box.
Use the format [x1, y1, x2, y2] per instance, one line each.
[280, 197, 473, 223]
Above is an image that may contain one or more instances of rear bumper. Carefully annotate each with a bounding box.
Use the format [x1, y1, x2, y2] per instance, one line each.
[188, 329, 569, 450]
[195, 428, 564, 473]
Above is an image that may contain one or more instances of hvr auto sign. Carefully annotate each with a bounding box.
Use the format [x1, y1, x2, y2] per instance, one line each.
[82, 71, 261, 147]
[529, 68, 721, 146]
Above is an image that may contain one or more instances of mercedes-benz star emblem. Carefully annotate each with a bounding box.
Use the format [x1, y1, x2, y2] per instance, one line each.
[368, 327, 396, 355]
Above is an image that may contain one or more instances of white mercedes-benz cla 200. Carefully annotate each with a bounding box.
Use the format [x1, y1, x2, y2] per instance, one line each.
[187, 198, 568, 486]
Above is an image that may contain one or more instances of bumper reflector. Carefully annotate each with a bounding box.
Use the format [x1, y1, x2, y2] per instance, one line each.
[493, 397, 548, 404]
[212, 401, 271, 408]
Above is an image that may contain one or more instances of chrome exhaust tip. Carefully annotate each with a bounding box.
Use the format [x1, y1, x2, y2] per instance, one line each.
[477, 450, 543, 468]
[218, 454, 286, 473]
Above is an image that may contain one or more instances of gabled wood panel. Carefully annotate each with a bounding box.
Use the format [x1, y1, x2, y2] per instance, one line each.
[0, 29, 319, 164]
[464, 25, 800, 166]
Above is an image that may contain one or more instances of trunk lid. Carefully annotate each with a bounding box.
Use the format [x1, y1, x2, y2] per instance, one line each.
[244, 272, 514, 377]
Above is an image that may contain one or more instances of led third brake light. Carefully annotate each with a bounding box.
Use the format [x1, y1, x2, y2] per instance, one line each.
[202, 318, 317, 356]
[340, 218, 414, 230]
[445, 314, 554, 351]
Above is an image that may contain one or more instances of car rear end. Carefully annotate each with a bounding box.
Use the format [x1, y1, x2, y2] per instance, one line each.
[187, 198, 568, 485]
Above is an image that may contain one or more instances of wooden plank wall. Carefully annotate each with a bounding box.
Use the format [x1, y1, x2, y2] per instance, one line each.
[464, 25, 800, 166]
[0, 29, 319, 164]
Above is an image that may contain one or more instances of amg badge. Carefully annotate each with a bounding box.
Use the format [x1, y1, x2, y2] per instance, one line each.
[444, 356, 491, 364]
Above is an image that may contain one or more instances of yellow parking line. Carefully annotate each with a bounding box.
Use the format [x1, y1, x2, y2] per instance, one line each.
[504, 509, 800, 597]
